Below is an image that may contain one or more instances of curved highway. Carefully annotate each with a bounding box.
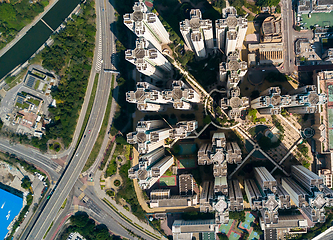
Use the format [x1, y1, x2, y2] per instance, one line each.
[20, 0, 164, 239]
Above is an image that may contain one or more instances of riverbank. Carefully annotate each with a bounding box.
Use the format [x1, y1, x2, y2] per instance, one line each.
[0, 0, 57, 57]
[0, 0, 82, 80]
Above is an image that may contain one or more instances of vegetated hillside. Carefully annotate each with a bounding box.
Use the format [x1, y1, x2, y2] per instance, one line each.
[33, 0, 96, 150]
[0, 0, 49, 50]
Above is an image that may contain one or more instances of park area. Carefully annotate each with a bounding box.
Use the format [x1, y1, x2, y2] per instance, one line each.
[301, 12, 333, 28]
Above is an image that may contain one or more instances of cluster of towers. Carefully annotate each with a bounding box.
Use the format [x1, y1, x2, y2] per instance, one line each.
[124, 1, 171, 80]
[180, 7, 248, 57]
[220, 50, 249, 119]
[126, 80, 200, 111]
[197, 132, 243, 223]
[127, 120, 198, 189]
[251, 85, 327, 114]
[244, 165, 333, 226]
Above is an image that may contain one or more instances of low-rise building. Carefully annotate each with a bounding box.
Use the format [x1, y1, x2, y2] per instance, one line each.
[172, 219, 217, 240]
[318, 169, 333, 188]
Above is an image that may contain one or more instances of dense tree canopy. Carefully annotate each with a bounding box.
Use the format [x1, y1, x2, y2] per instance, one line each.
[0, 0, 49, 49]
[40, 0, 96, 147]
[256, 0, 280, 6]
[59, 212, 115, 240]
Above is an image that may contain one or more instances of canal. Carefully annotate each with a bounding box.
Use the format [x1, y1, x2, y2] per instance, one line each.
[0, 0, 82, 80]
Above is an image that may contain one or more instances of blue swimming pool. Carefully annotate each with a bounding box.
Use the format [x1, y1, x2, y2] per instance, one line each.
[0, 188, 23, 239]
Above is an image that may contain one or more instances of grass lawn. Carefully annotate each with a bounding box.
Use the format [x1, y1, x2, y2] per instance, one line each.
[16, 102, 30, 109]
[42, 83, 47, 92]
[29, 98, 41, 106]
[159, 176, 176, 187]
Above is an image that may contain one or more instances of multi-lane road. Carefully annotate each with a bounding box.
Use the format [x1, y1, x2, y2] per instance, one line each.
[15, 0, 163, 239]
[281, 0, 295, 74]
[24, 0, 114, 238]
[281, 0, 313, 74]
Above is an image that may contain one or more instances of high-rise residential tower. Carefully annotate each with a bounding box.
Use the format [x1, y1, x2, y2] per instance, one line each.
[123, 0, 170, 52]
[125, 38, 171, 80]
[179, 9, 214, 57]
[126, 80, 201, 112]
[251, 86, 327, 115]
[216, 7, 248, 54]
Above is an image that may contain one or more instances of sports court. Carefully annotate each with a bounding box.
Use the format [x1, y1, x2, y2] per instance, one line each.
[249, 230, 260, 240]
[240, 212, 255, 231]
[301, 12, 333, 28]
[219, 219, 234, 234]
[229, 231, 241, 240]
[158, 176, 177, 187]
[177, 158, 197, 169]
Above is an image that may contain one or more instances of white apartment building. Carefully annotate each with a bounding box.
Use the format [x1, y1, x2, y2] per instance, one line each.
[318, 169, 333, 188]
[125, 38, 171, 80]
[123, 0, 170, 52]
[216, 7, 247, 54]
[126, 82, 168, 112]
[179, 9, 213, 57]
[126, 80, 200, 111]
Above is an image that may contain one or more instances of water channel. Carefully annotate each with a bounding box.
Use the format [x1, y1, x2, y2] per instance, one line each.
[0, 0, 82, 80]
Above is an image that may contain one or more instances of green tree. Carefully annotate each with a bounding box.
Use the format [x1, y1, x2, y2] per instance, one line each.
[70, 212, 90, 228]
[256, 0, 280, 6]
[218, 233, 228, 240]
[21, 176, 31, 189]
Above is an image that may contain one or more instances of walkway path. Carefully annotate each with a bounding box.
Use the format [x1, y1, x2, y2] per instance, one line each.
[242, 6, 256, 16]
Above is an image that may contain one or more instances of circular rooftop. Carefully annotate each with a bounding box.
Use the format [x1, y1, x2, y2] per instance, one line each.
[172, 88, 183, 100]
[137, 132, 147, 143]
[190, 18, 200, 29]
[230, 97, 242, 108]
[137, 169, 148, 180]
[214, 199, 227, 213]
[308, 92, 319, 105]
[271, 95, 281, 106]
[227, 16, 237, 28]
[133, 11, 143, 21]
[228, 60, 240, 71]
[134, 48, 146, 59]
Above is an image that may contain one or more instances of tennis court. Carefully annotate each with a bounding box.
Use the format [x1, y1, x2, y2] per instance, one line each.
[229, 231, 241, 240]
[240, 213, 255, 231]
[249, 230, 260, 240]
[158, 176, 177, 187]
[219, 219, 234, 234]
[178, 158, 196, 169]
